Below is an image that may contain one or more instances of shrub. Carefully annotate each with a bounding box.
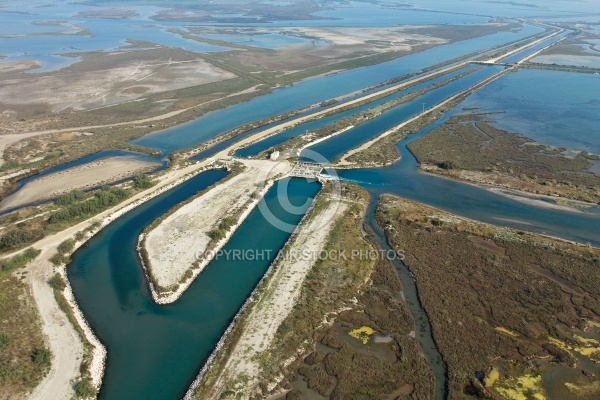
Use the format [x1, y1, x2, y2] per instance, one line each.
[0, 159, 20, 172]
[133, 174, 156, 190]
[74, 378, 97, 398]
[0, 333, 11, 350]
[208, 229, 226, 240]
[219, 216, 237, 231]
[0, 229, 36, 250]
[31, 347, 51, 367]
[438, 160, 457, 170]
[85, 221, 102, 233]
[48, 186, 129, 224]
[55, 189, 87, 206]
[49, 253, 69, 266]
[48, 273, 67, 291]
[0, 248, 40, 275]
[57, 239, 76, 254]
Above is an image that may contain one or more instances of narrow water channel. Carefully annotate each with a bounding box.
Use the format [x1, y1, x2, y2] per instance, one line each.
[235, 64, 477, 158]
[365, 197, 448, 400]
[301, 66, 503, 161]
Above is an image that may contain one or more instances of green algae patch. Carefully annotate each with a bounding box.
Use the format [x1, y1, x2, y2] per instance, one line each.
[485, 367, 500, 387]
[565, 380, 600, 397]
[548, 334, 600, 359]
[348, 326, 376, 344]
[588, 320, 600, 329]
[547, 336, 570, 351]
[573, 335, 600, 358]
[495, 326, 520, 337]
[492, 371, 546, 400]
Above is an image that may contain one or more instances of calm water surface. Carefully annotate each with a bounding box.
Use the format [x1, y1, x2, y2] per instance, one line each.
[236, 64, 478, 158]
[302, 66, 503, 161]
[68, 175, 320, 399]
[459, 69, 600, 153]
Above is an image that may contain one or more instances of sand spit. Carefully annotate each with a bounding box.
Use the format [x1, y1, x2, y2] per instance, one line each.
[192, 194, 348, 399]
[489, 187, 587, 213]
[293, 26, 447, 48]
[142, 159, 292, 304]
[0, 156, 160, 212]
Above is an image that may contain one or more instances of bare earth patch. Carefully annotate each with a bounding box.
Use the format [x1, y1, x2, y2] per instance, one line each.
[0, 48, 235, 113]
[0, 60, 41, 74]
[143, 159, 291, 298]
[292, 26, 447, 48]
[0, 156, 160, 211]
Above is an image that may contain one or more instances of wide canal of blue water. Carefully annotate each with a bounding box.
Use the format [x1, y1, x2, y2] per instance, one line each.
[67, 174, 320, 399]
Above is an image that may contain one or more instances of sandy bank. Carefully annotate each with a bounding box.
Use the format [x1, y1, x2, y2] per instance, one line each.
[0, 156, 160, 212]
[21, 158, 225, 399]
[489, 187, 588, 213]
[143, 159, 292, 303]
[25, 245, 85, 400]
[197, 194, 348, 398]
[25, 228, 110, 400]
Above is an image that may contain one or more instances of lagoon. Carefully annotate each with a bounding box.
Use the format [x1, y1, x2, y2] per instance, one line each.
[459, 69, 600, 153]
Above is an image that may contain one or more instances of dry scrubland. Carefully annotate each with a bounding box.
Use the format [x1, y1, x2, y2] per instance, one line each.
[377, 195, 600, 400]
[0, 263, 51, 400]
[196, 184, 435, 400]
[408, 114, 600, 203]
